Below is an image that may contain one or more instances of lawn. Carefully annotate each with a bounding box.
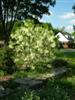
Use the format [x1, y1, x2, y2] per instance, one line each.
[56, 49, 75, 66]
[56, 49, 75, 81]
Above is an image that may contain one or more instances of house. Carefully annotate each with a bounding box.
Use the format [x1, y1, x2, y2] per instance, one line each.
[56, 32, 73, 48]
[56, 32, 69, 43]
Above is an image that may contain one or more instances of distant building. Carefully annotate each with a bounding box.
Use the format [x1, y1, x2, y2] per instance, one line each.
[56, 32, 69, 43]
[56, 32, 73, 48]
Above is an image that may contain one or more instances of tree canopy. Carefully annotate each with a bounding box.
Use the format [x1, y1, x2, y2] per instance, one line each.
[0, 0, 56, 44]
[72, 4, 75, 13]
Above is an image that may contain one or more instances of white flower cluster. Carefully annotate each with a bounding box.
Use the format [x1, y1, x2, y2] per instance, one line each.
[9, 19, 56, 69]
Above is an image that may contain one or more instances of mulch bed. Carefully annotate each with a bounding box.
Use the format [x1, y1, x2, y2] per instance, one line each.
[0, 75, 14, 82]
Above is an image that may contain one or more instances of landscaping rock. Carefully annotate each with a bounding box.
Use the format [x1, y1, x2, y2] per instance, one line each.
[0, 67, 68, 98]
[14, 68, 67, 89]
[14, 78, 43, 89]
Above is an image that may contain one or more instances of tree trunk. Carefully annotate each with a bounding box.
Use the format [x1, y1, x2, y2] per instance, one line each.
[2, 22, 10, 47]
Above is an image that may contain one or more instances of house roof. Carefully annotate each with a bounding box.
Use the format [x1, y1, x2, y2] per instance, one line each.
[56, 32, 69, 42]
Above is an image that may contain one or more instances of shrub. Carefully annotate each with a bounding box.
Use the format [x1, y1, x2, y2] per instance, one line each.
[39, 79, 71, 100]
[0, 70, 5, 76]
[0, 48, 6, 67]
[21, 91, 40, 100]
[14, 71, 27, 78]
[0, 48, 17, 74]
[2, 79, 19, 89]
[35, 61, 52, 73]
[52, 59, 69, 68]
[9, 19, 56, 70]
[3, 48, 17, 74]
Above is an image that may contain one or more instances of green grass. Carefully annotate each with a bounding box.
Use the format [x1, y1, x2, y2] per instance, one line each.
[13, 68, 52, 79]
[56, 49, 75, 66]
[56, 49, 75, 94]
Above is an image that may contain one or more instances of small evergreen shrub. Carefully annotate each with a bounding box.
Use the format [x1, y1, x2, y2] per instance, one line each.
[52, 59, 69, 68]
[0, 48, 17, 74]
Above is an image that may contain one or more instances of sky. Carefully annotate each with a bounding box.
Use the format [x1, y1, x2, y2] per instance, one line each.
[40, 0, 75, 33]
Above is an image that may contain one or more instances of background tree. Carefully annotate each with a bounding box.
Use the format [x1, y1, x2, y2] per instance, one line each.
[73, 25, 75, 32]
[72, 5, 75, 42]
[0, 0, 56, 45]
[53, 27, 66, 35]
[53, 28, 61, 35]
[72, 25, 75, 43]
[60, 26, 65, 33]
[72, 4, 75, 13]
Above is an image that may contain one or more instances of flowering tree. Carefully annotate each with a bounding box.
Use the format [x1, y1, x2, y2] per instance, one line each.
[9, 19, 56, 69]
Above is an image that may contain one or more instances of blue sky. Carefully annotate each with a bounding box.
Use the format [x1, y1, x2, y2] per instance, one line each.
[40, 0, 75, 33]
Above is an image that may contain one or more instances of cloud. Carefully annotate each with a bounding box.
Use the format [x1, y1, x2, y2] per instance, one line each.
[60, 12, 75, 19]
[50, 11, 53, 15]
[69, 19, 75, 24]
[65, 25, 73, 33]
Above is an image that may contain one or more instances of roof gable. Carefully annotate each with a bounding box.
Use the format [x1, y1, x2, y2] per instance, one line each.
[56, 32, 69, 42]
